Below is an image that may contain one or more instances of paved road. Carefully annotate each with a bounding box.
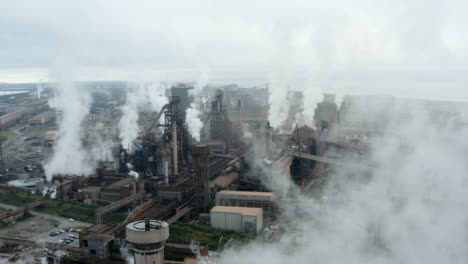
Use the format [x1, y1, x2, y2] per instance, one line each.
[0, 202, 92, 248]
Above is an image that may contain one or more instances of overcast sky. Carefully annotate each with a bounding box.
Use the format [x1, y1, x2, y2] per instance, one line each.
[1, 0, 468, 99]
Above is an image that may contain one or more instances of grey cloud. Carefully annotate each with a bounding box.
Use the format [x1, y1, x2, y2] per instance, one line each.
[0, 0, 467, 99]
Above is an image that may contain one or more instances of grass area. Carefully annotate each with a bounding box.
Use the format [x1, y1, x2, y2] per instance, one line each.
[101, 207, 128, 225]
[42, 199, 98, 222]
[0, 189, 127, 225]
[168, 222, 255, 250]
[0, 130, 17, 137]
[0, 189, 36, 207]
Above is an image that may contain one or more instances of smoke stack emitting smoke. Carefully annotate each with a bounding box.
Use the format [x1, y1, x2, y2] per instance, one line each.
[185, 68, 209, 142]
[212, 100, 468, 264]
[44, 69, 93, 180]
[119, 81, 168, 150]
[4, 1, 468, 263]
[119, 86, 141, 150]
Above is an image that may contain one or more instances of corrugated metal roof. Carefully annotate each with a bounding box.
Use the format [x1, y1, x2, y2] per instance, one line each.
[211, 206, 262, 216]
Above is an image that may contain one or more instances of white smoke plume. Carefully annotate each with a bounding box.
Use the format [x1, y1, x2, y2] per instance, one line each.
[120, 245, 135, 264]
[50, 186, 57, 199]
[36, 79, 43, 99]
[213, 98, 468, 264]
[335, 92, 344, 110]
[44, 68, 93, 180]
[185, 68, 209, 141]
[128, 170, 139, 179]
[90, 139, 114, 162]
[186, 106, 203, 142]
[126, 163, 139, 179]
[119, 81, 168, 150]
[267, 72, 291, 130]
[42, 185, 57, 199]
[119, 85, 142, 150]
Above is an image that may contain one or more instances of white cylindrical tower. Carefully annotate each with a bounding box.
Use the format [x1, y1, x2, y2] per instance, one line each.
[126, 220, 169, 264]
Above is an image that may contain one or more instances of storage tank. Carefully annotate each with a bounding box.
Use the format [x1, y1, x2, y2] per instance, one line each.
[126, 220, 169, 264]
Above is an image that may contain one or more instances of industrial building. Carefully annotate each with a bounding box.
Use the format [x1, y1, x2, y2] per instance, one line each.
[215, 190, 277, 225]
[210, 206, 263, 234]
[0, 81, 413, 263]
[29, 110, 55, 126]
[79, 224, 115, 260]
[101, 177, 141, 201]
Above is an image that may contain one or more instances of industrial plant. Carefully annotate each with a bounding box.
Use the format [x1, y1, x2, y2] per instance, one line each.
[0, 80, 465, 264]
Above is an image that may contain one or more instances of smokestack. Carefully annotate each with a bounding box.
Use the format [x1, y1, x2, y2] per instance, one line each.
[163, 158, 169, 184]
[172, 120, 178, 176]
[265, 121, 272, 154]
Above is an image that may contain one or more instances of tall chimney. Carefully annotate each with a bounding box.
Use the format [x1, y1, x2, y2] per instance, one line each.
[172, 121, 178, 176]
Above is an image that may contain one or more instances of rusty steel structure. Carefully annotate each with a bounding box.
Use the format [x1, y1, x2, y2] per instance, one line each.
[191, 144, 211, 213]
[210, 90, 231, 148]
[0, 200, 43, 222]
[95, 192, 145, 224]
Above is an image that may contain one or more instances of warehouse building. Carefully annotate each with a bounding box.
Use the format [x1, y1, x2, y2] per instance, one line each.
[215, 190, 277, 225]
[100, 177, 143, 201]
[29, 110, 55, 126]
[210, 206, 263, 234]
[80, 224, 114, 260]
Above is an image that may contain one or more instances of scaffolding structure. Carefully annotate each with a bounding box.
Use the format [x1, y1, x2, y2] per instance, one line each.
[192, 144, 211, 213]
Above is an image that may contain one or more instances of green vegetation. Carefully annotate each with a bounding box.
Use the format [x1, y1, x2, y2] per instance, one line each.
[168, 222, 255, 250]
[101, 207, 128, 225]
[0, 130, 17, 137]
[0, 189, 35, 207]
[42, 199, 98, 222]
[0, 189, 126, 225]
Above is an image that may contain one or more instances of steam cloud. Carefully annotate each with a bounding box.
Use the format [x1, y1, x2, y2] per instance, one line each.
[267, 72, 291, 130]
[213, 100, 468, 264]
[186, 107, 203, 142]
[119, 81, 168, 150]
[36, 79, 43, 99]
[44, 70, 93, 180]
[119, 86, 141, 150]
[185, 69, 209, 141]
